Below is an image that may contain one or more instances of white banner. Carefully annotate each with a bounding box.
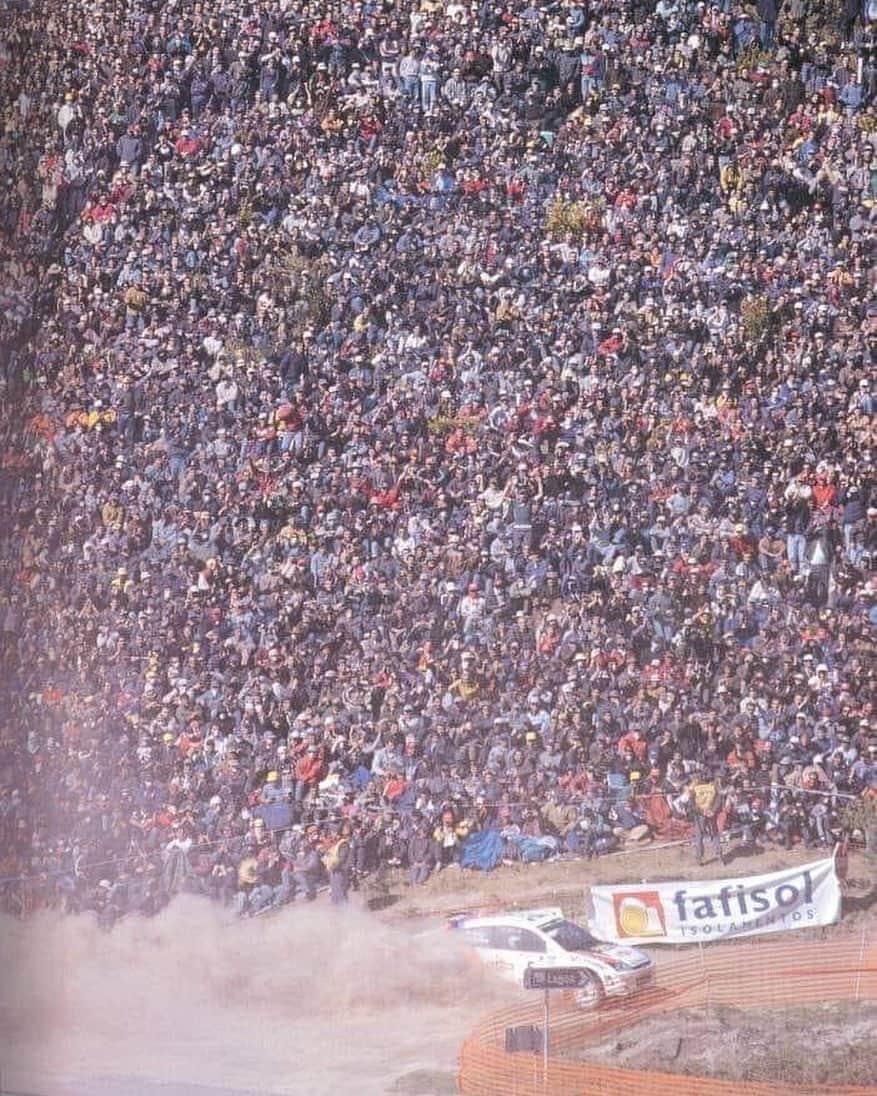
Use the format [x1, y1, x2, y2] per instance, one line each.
[590, 857, 841, 945]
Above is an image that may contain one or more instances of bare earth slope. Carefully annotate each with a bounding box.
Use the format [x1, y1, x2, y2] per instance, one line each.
[571, 1002, 877, 1088]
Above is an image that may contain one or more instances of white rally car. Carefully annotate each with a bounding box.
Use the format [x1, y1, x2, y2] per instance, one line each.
[454, 907, 654, 1008]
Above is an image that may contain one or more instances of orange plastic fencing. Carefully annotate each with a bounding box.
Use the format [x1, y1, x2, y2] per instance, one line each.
[458, 934, 877, 1096]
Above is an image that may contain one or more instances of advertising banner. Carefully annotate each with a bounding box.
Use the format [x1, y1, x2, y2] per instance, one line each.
[590, 856, 841, 945]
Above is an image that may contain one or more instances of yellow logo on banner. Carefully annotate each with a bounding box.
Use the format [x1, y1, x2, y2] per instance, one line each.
[613, 892, 668, 938]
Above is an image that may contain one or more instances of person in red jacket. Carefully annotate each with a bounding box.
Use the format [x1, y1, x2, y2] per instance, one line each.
[726, 740, 756, 773]
[617, 727, 648, 762]
[382, 767, 408, 804]
[294, 745, 326, 803]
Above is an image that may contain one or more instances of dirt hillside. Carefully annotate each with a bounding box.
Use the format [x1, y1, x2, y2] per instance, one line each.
[571, 1001, 877, 1087]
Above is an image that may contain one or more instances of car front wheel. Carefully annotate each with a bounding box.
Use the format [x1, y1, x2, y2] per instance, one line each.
[573, 972, 605, 1010]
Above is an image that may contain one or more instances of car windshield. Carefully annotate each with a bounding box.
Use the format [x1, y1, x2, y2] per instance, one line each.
[543, 919, 599, 952]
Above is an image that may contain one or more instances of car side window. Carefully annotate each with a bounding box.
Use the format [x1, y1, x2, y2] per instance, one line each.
[487, 926, 516, 950]
[463, 926, 491, 948]
[516, 929, 547, 953]
[492, 926, 547, 952]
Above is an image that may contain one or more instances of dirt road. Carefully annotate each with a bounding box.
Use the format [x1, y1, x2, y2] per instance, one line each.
[1, 849, 872, 1096]
[0, 897, 505, 1096]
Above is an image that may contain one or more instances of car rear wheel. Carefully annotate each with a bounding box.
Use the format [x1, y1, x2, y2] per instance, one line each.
[573, 973, 604, 1011]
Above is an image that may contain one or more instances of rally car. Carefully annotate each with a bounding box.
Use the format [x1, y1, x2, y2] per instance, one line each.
[453, 907, 654, 1008]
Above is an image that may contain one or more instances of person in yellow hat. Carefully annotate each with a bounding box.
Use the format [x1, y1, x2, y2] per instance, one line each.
[260, 769, 285, 805]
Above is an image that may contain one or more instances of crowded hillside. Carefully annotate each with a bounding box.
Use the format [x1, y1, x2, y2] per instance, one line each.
[0, 0, 875, 921]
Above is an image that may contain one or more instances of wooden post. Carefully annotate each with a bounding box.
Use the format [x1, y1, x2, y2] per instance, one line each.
[543, 986, 550, 1092]
[853, 925, 866, 1003]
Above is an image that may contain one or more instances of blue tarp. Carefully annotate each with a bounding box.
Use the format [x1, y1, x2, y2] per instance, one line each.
[460, 829, 505, 871]
[254, 803, 294, 831]
[511, 835, 555, 863]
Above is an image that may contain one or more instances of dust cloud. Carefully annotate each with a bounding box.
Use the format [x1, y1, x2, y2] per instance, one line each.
[0, 897, 510, 1096]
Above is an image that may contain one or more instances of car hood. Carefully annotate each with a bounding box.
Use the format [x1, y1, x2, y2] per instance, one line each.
[592, 944, 652, 968]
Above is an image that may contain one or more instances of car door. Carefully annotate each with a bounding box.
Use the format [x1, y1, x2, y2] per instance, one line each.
[481, 925, 521, 980]
[499, 925, 549, 982]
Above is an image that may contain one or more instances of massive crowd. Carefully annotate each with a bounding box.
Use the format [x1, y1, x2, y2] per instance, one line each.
[0, 0, 875, 922]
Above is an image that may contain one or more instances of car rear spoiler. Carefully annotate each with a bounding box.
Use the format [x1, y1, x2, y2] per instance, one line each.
[514, 906, 565, 923]
[449, 905, 565, 929]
